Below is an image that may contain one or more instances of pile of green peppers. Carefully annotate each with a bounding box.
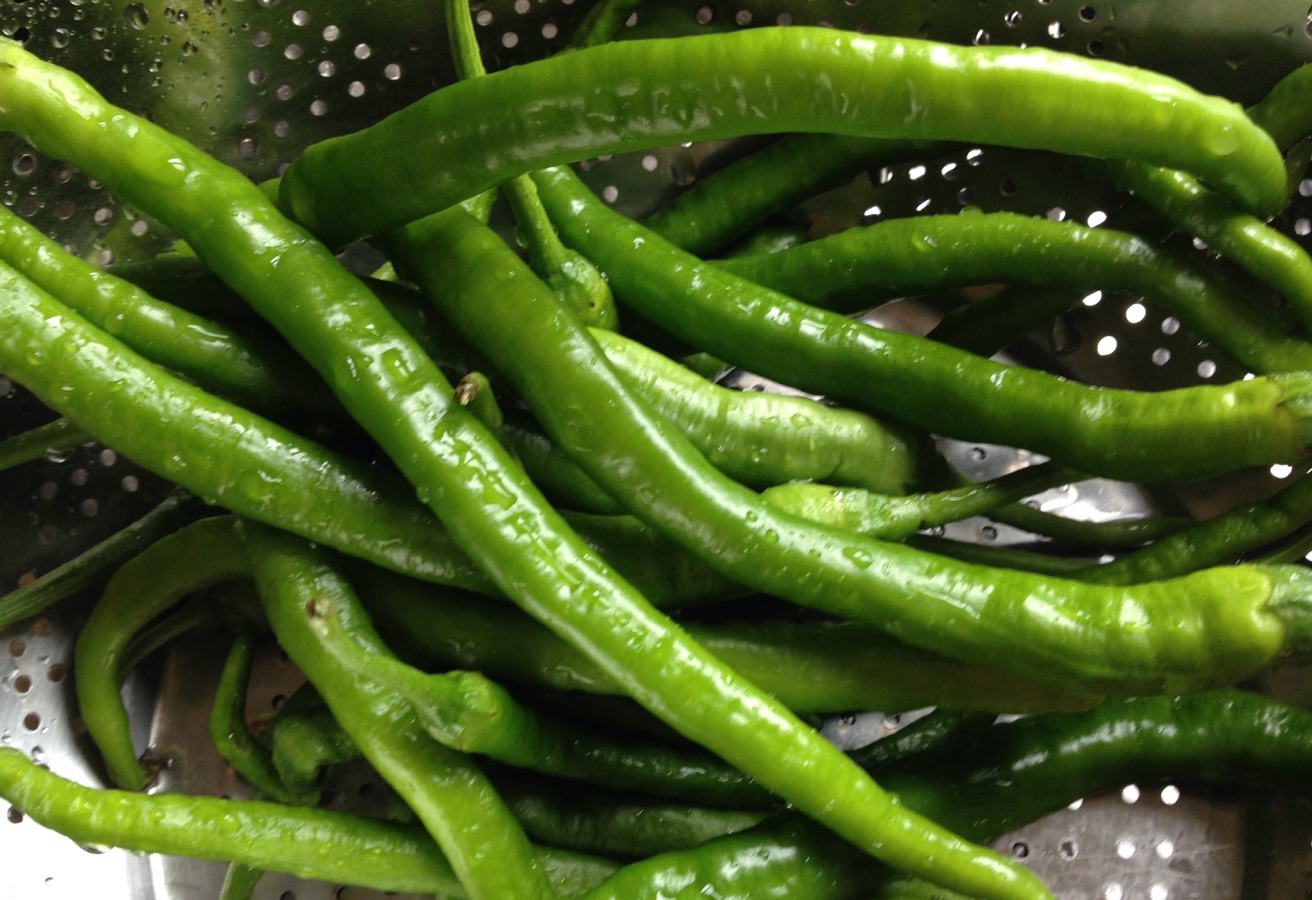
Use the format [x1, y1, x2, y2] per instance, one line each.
[3, 2, 1312, 899]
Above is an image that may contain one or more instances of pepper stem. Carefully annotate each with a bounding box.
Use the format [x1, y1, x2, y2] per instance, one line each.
[443, 0, 618, 329]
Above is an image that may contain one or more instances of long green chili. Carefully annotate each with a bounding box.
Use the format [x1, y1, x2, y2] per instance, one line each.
[0, 261, 734, 609]
[75, 516, 254, 790]
[593, 327, 921, 494]
[0, 747, 618, 896]
[0, 41, 1060, 900]
[208, 633, 312, 806]
[1101, 160, 1312, 341]
[277, 28, 1286, 245]
[442, 0, 618, 330]
[388, 194, 1312, 698]
[534, 165, 1312, 483]
[281, 576, 775, 809]
[358, 569, 1100, 715]
[1080, 468, 1312, 583]
[760, 462, 1079, 542]
[716, 209, 1312, 375]
[246, 522, 558, 900]
[0, 201, 325, 413]
[643, 133, 937, 256]
[493, 770, 766, 858]
[1247, 62, 1312, 155]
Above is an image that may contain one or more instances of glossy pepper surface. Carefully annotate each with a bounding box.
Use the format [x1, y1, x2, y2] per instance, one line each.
[277, 28, 1285, 245]
[388, 196, 1312, 697]
[0, 39, 1052, 900]
[533, 165, 1312, 483]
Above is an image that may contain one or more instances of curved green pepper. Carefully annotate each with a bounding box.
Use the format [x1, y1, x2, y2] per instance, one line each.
[277, 27, 1285, 245]
[392, 188, 1312, 697]
[0, 43, 1048, 900]
[534, 165, 1312, 483]
[717, 209, 1312, 375]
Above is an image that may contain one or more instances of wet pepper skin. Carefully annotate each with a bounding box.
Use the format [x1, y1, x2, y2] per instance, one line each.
[0, 36, 1056, 900]
[278, 28, 1285, 246]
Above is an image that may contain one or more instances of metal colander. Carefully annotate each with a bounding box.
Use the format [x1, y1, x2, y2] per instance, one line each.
[4, 0, 1312, 897]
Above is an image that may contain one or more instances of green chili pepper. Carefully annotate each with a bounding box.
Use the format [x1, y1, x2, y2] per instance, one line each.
[0, 201, 326, 414]
[716, 209, 1312, 375]
[358, 569, 1100, 715]
[276, 27, 1285, 245]
[883, 689, 1312, 837]
[1100, 160, 1312, 340]
[208, 633, 313, 806]
[246, 521, 558, 900]
[0, 747, 618, 897]
[0, 262, 732, 608]
[216, 863, 264, 900]
[984, 500, 1190, 548]
[493, 769, 767, 858]
[643, 134, 937, 256]
[389, 191, 1312, 698]
[533, 164, 1312, 482]
[0, 43, 1059, 900]
[564, 0, 644, 52]
[582, 812, 896, 900]
[1248, 62, 1312, 154]
[1257, 517, 1312, 564]
[1080, 468, 1312, 583]
[592, 327, 921, 494]
[285, 579, 776, 809]
[934, 467, 1191, 549]
[903, 533, 1092, 578]
[760, 462, 1078, 541]
[916, 468, 1312, 585]
[75, 516, 254, 790]
[266, 706, 359, 800]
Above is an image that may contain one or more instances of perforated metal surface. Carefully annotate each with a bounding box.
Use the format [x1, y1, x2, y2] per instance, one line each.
[4, 1, 1312, 898]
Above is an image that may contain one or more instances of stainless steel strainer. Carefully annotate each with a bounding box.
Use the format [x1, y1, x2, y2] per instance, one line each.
[4, 1, 1312, 898]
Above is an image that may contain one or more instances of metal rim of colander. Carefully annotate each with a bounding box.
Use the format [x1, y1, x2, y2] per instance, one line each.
[5, 1, 1312, 898]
